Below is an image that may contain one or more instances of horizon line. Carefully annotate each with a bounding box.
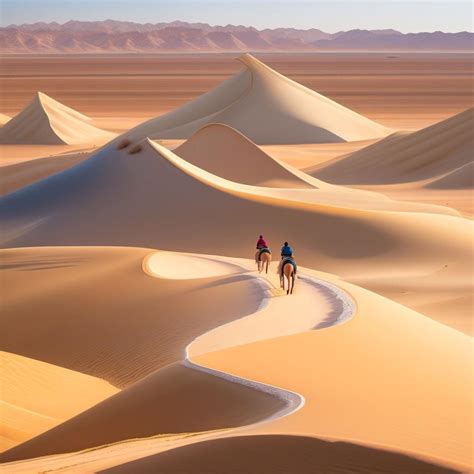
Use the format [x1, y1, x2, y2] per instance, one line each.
[2, 19, 473, 35]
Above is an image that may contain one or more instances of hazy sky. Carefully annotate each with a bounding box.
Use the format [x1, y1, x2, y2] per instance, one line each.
[1, 0, 472, 32]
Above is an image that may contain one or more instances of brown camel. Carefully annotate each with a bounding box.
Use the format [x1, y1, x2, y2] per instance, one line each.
[257, 250, 272, 274]
[280, 261, 296, 295]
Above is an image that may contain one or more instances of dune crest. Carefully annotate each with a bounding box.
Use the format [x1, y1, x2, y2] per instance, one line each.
[173, 123, 318, 188]
[123, 54, 390, 144]
[0, 92, 116, 145]
[0, 139, 470, 279]
[425, 162, 474, 189]
[312, 107, 474, 185]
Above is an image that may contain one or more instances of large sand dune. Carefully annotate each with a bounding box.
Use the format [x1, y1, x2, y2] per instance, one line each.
[173, 123, 317, 188]
[193, 270, 472, 471]
[0, 247, 261, 388]
[312, 108, 474, 185]
[2, 248, 342, 459]
[121, 54, 390, 144]
[0, 92, 116, 145]
[0, 140, 470, 279]
[2, 256, 471, 472]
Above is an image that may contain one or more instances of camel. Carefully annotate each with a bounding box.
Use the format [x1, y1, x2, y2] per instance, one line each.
[257, 249, 272, 274]
[280, 260, 296, 295]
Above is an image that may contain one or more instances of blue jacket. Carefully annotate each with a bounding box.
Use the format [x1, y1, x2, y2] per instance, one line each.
[281, 245, 293, 257]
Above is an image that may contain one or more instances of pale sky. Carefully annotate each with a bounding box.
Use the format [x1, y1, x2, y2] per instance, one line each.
[1, 0, 473, 32]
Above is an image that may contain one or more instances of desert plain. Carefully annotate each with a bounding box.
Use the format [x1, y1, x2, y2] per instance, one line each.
[0, 52, 473, 473]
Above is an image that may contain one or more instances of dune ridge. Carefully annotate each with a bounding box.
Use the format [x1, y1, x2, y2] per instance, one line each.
[174, 123, 317, 188]
[122, 54, 390, 144]
[0, 250, 355, 463]
[193, 268, 473, 471]
[0, 92, 116, 145]
[426, 162, 474, 189]
[311, 107, 473, 185]
[0, 138, 470, 280]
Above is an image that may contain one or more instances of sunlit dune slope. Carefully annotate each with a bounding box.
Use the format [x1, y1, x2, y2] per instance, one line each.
[120, 54, 390, 145]
[0, 363, 285, 463]
[193, 271, 473, 471]
[0, 351, 117, 452]
[0, 139, 470, 280]
[0, 92, 116, 145]
[0, 247, 262, 388]
[311, 108, 473, 185]
[173, 123, 316, 188]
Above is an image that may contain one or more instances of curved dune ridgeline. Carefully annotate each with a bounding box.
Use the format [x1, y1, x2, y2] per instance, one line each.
[0, 250, 354, 463]
[0, 140, 470, 281]
[119, 54, 390, 145]
[1, 53, 472, 474]
[311, 108, 473, 186]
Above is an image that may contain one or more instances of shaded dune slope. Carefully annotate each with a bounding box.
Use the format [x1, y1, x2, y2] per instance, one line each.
[0, 247, 261, 388]
[0, 151, 89, 196]
[0, 92, 115, 145]
[312, 108, 473, 185]
[426, 162, 474, 190]
[173, 123, 317, 188]
[102, 435, 460, 474]
[1, 364, 284, 463]
[0, 140, 470, 279]
[122, 54, 390, 144]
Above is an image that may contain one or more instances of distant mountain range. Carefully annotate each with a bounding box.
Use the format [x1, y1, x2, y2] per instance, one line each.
[1, 20, 472, 53]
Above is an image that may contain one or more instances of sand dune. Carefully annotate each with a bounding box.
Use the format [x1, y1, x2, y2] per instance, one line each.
[0, 247, 261, 388]
[311, 108, 473, 185]
[0, 92, 116, 145]
[0, 139, 470, 277]
[0, 151, 89, 196]
[0, 351, 117, 451]
[0, 249, 349, 462]
[173, 123, 317, 188]
[0, 363, 285, 462]
[3, 260, 470, 472]
[194, 270, 473, 471]
[103, 435, 459, 474]
[425, 162, 474, 189]
[121, 54, 391, 144]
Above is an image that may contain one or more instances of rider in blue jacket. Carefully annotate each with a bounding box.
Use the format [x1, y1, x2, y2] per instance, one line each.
[278, 242, 295, 275]
[281, 242, 293, 258]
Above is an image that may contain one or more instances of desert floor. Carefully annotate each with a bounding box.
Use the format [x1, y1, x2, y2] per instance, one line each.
[2, 52, 473, 131]
[0, 53, 472, 473]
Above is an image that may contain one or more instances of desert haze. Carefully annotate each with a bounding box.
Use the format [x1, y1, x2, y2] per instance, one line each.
[0, 37, 472, 474]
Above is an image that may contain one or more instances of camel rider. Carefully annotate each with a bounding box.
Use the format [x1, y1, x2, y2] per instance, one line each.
[281, 242, 293, 258]
[278, 241, 294, 274]
[256, 235, 268, 250]
[255, 235, 269, 262]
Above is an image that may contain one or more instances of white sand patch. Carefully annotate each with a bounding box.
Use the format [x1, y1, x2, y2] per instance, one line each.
[144, 251, 246, 280]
